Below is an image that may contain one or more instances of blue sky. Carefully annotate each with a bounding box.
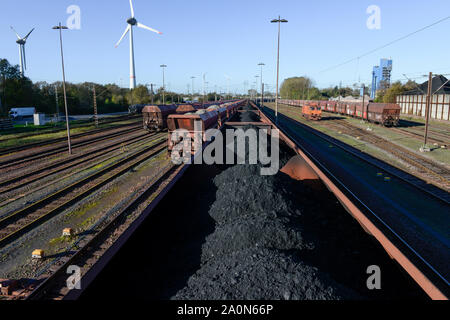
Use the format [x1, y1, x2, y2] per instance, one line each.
[0, 0, 449, 93]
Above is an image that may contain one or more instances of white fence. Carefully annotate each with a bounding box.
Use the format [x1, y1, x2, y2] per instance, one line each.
[396, 94, 450, 121]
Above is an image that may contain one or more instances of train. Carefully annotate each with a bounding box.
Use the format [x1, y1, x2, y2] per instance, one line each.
[128, 104, 146, 114]
[167, 100, 246, 153]
[142, 100, 240, 132]
[301, 102, 322, 120]
[279, 99, 401, 126]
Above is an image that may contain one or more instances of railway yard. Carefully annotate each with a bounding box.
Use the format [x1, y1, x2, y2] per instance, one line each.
[0, 100, 447, 301]
[266, 102, 450, 191]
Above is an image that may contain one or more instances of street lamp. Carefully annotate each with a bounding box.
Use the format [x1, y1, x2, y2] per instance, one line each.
[52, 23, 72, 154]
[255, 75, 260, 103]
[160, 64, 167, 104]
[191, 76, 195, 102]
[271, 16, 288, 121]
[258, 62, 265, 106]
[202, 73, 207, 103]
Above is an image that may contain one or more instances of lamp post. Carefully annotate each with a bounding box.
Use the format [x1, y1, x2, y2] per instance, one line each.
[255, 75, 260, 104]
[191, 76, 195, 102]
[160, 64, 167, 104]
[202, 73, 206, 103]
[52, 23, 72, 154]
[271, 16, 288, 121]
[423, 72, 433, 151]
[258, 62, 265, 106]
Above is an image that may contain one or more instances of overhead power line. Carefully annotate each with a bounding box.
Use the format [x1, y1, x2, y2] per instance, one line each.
[319, 15, 450, 74]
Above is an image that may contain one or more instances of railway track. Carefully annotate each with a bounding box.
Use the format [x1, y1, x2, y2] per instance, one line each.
[389, 127, 449, 146]
[0, 131, 157, 196]
[0, 125, 143, 169]
[24, 162, 183, 300]
[0, 136, 167, 249]
[0, 120, 142, 158]
[259, 104, 449, 299]
[408, 127, 450, 143]
[323, 119, 450, 190]
[0, 115, 141, 147]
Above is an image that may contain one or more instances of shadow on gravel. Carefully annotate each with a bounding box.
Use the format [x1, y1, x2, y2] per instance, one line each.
[398, 119, 425, 128]
[320, 116, 346, 121]
[45, 250, 77, 259]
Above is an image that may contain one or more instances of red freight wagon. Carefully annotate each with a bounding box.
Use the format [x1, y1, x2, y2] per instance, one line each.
[326, 101, 337, 113]
[355, 102, 370, 119]
[336, 101, 346, 114]
[367, 103, 401, 126]
[142, 104, 178, 131]
[345, 103, 357, 117]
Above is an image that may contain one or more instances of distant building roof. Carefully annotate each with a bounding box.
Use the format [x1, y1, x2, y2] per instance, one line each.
[404, 75, 450, 95]
[329, 95, 371, 102]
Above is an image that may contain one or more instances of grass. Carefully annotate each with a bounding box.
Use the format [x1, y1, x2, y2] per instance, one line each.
[0, 118, 139, 149]
[66, 201, 98, 219]
[48, 235, 75, 246]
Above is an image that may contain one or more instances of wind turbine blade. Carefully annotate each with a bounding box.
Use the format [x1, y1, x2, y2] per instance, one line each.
[137, 22, 162, 35]
[10, 26, 21, 40]
[22, 45, 27, 70]
[115, 25, 131, 47]
[129, 0, 135, 17]
[23, 28, 35, 41]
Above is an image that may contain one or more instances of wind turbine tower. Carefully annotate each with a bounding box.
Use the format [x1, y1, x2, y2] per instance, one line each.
[115, 0, 162, 90]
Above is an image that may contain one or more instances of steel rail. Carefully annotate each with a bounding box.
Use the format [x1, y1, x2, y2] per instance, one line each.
[0, 114, 141, 146]
[0, 119, 141, 157]
[0, 139, 167, 248]
[0, 125, 143, 168]
[25, 163, 187, 300]
[0, 132, 154, 192]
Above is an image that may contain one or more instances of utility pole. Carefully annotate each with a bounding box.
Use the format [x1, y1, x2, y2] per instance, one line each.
[191, 76, 195, 102]
[54, 84, 60, 123]
[255, 75, 259, 104]
[93, 85, 98, 127]
[53, 23, 72, 155]
[262, 83, 265, 109]
[258, 62, 265, 106]
[150, 83, 154, 104]
[160, 64, 167, 104]
[271, 16, 288, 121]
[202, 73, 206, 103]
[361, 84, 367, 121]
[422, 72, 433, 152]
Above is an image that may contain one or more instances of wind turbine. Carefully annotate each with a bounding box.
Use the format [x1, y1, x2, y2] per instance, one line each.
[10, 26, 34, 77]
[115, 0, 162, 90]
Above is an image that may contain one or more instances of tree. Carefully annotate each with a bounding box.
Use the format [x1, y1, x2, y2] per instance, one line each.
[126, 85, 150, 105]
[0, 59, 28, 115]
[382, 81, 418, 103]
[280, 77, 313, 99]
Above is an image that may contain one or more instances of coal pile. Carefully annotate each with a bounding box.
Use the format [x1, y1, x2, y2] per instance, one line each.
[239, 110, 259, 122]
[174, 123, 358, 300]
[176, 247, 349, 300]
